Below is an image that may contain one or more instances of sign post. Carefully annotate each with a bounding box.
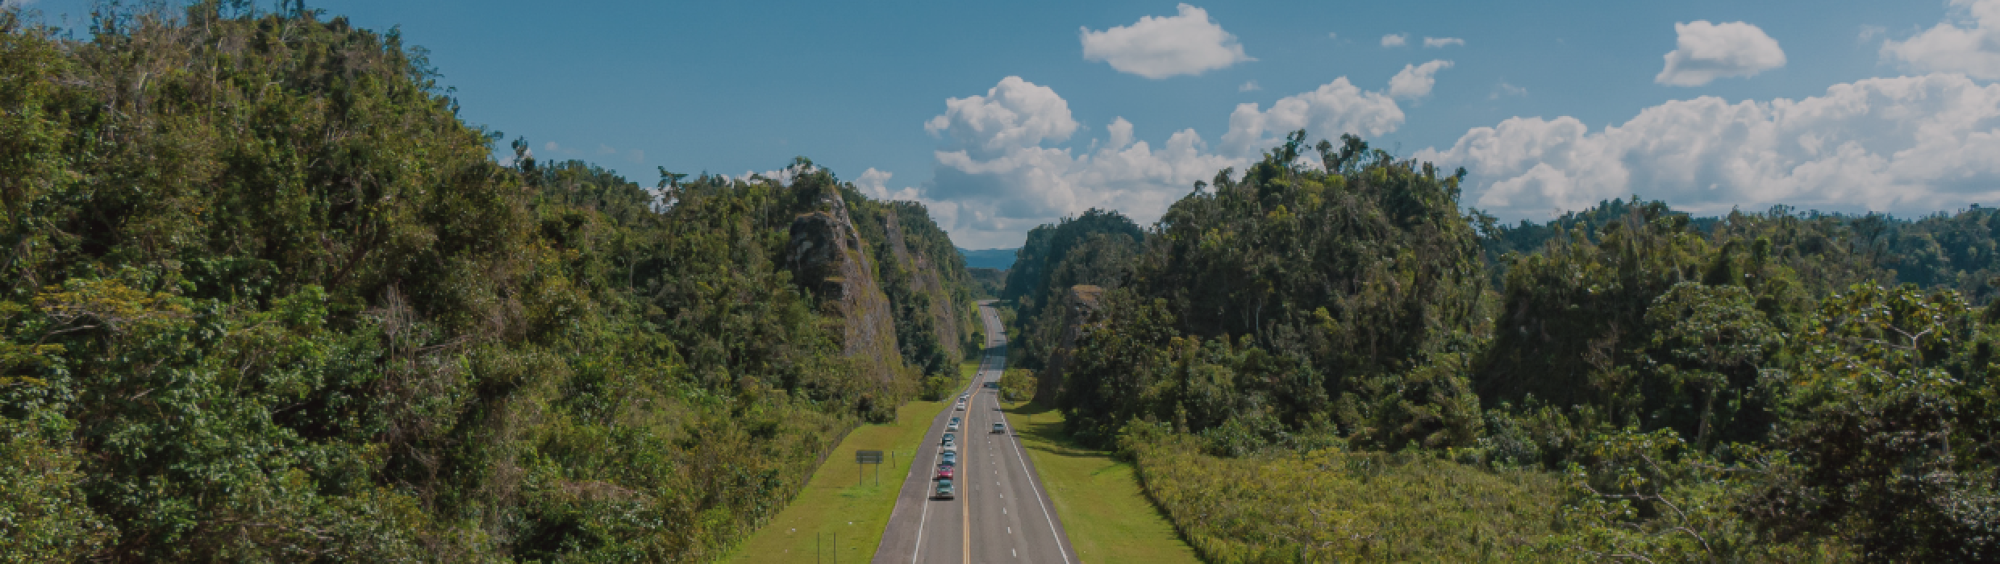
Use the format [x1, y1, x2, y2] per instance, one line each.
[856, 450, 884, 486]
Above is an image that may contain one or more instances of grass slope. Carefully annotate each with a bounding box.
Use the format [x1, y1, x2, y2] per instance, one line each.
[1002, 402, 1200, 564]
[724, 362, 974, 562]
[1130, 435, 1565, 562]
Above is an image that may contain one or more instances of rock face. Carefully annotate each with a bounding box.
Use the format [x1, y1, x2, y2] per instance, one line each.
[1035, 284, 1105, 404]
[787, 190, 902, 384]
[884, 210, 964, 366]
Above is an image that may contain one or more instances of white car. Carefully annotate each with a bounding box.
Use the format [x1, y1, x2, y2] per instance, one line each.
[955, 402, 966, 411]
[947, 421, 960, 432]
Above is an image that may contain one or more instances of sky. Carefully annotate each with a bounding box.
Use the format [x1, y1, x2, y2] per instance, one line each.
[16, 0, 2000, 249]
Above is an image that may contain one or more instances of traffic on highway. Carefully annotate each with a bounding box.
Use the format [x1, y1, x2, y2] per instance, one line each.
[873, 302, 1074, 564]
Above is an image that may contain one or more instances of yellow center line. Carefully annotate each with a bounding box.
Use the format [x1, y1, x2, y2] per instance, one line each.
[962, 358, 981, 564]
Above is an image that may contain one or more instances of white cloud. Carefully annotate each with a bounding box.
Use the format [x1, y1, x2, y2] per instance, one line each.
[1417, 74, 2000, 221]
[1423, 36, 1465, 48]
[855, 167, 921, 201]
[927, 115, 1244, 247]
[544, 141, 561, 152]
[1859, 25, 1887, 42]
[1222, 77, 1406, 155]
[1239, 80, 1261, 92]
[1080, 4, 1253, 79]
[1388, 59, 1454, 99]
[1491, 81, 1529, 99]
[1655, 21, 1786, 86]
[1381, 33, 1408, 47]
[918, 74, 1424, 247]
[924, 76, 1078, 157]
[1882, 0, 2000, 79]
[1327, 32, 1339, 40]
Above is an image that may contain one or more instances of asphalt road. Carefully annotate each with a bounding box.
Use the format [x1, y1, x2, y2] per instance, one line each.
[872, 302, 1074, 564]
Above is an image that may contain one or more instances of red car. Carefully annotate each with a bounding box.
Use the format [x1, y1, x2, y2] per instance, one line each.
[934, 464, 955, 480]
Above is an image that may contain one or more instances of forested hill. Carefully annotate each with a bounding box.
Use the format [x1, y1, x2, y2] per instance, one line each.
[1481, 198, 2000, 302]
[0, 6, 974, 560]
[1007, 132, 2000, 560]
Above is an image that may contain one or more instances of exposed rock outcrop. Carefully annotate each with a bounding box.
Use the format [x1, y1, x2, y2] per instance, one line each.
[1034, 284, 1104, 404]
[787, 190, 902, 384]
[884, 210, 964, 366]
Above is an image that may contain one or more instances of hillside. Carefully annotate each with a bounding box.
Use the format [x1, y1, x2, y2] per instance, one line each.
[0, 6, 974, 561]
[1007, 133, 2000, 561]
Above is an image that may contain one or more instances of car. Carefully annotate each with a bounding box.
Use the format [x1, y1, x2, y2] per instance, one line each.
[932, 478, 955, 500]
[956, 402, 966, 411]
[947, 421, 960, 432]
[940, 451, 957, 466]
[935, 465, 954, 479]
[941, 432, 955, 445]
[949, 416, 961, 426]
[992, 422, 1006, 434]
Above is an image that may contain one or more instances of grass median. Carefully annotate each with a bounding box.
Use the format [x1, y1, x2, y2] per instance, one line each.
[723, 361, 974, 563]
[1001, 401, 1200, 564]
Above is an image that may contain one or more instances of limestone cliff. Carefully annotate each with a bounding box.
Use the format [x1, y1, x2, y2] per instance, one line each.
[884, 210, 965, 367]
[787, 189, 903, 384]
[1034, 284, 1105, 404]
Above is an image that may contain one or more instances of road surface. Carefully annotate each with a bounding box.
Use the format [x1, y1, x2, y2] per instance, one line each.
[873, 301, 1074, 563]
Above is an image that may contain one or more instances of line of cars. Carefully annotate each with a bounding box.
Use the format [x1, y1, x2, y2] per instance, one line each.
[929, 390, 1010, 500]
[931, 416, 962, 500]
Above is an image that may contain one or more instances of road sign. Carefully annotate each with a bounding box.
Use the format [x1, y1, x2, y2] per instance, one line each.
[855, 450, 883, 464]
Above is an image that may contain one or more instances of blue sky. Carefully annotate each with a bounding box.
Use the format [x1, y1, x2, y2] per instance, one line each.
[19, 0, 1999, 248]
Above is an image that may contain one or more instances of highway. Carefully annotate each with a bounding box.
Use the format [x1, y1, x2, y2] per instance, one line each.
[872, 301, 1074, 564]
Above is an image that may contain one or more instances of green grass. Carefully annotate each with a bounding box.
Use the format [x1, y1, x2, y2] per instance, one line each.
[1129, 434, 1565, 562]
[724, 362, 977, 563]
[1001, 401, 1201, 564]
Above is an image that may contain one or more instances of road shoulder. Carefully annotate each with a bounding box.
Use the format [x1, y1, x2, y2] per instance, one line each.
[723, 389, 958, 563]
[1001, 401, 1200, 564]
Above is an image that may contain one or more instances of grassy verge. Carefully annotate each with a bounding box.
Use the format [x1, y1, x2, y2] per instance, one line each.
[1129, 433, 1564, 562]
[1001, 401, 1200, 564]
[724, 362, 977, 563]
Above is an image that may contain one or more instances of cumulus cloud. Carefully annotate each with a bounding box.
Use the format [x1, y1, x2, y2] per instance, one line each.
[1239, 80, 1261, 92]
[1417, 74, 2000, 221]
[1381, 33, 1408, 47]
[926, 111, 1243, 247]
[1080, 4, 1253, 79]
[1655, 21, 1786, 86]
[1423, 36, 1465, 48]
[924, 76, 1078, 157]
[1388, 59, 1454, 99]
[916, 73, 1427, 247]
[1491, 81, 1528, 99]
[1882, 0, 2000, 79]
[1222, 77, 1406, 155]
[855, 167, 921, 201]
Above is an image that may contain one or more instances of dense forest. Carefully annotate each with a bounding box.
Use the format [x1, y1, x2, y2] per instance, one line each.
[1009, 132, 2000, 561]
[0, 4, 975, 560]
[10, 2, 2000, 562]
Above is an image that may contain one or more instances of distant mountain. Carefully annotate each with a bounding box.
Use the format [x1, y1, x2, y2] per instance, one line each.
[957, 247, 1019, 270]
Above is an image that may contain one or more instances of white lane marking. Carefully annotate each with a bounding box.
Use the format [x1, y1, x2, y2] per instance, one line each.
[915, 370, 985, 564]
[1004, 397, 1073, 563]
